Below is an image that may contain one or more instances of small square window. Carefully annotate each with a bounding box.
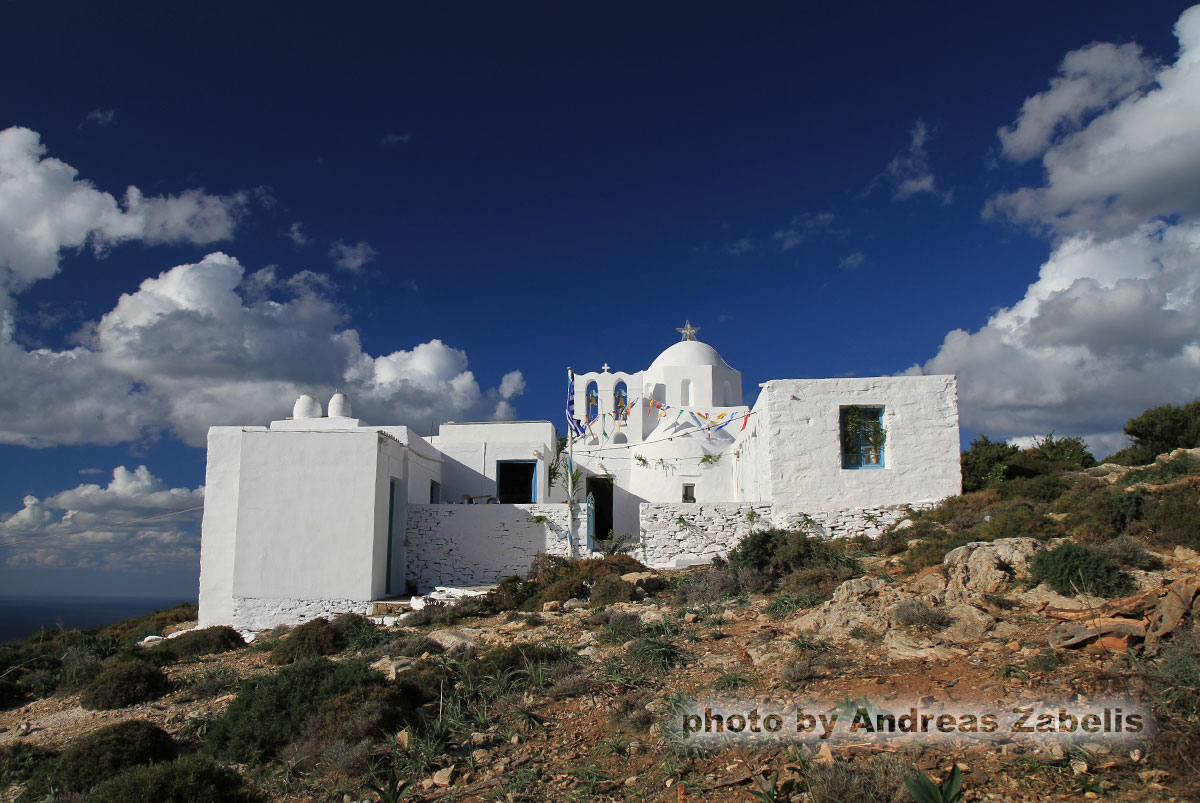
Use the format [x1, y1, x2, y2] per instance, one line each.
[682, 484, 696, 503]
[841, 406, 886, 469]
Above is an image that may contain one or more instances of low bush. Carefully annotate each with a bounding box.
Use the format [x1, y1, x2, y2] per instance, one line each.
[1054, 483, 1146, 541]
[80, 660, 169, 710]
[780, 660, 820, 689]
[146, 626, 245, 664]
[803, 754, 914, 803]
[1145, 484, 1200, 549]
[403, 595, 492, 626]
[540, 578, 589, 604]
[0, 743, 55, 788]
[627, 637, 687, 670]
[58, 647, 104, 691]
[267, 618, 343, 665]
[205, 657, 387, 763]
[90, 754, 257, 803]
[673, 564, 769, 605]
[1028, 542, 1135, 597]
[0, 678, 23, 709]
[598, 612, 643, 643]
[590, 574, 635, 607]
[1093, 536, 1164, 570]
[977, 504, 1065, 541]
[893, 601, 953, 632]
[1124, 454, 1200, 485]
[179, 666, 241, 702]
[98, 602, 198, 645]
[19, 720, 175, 800]
[330, 613, 384, 651]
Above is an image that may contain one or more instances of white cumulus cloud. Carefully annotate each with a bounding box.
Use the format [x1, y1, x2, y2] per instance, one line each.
[0, 465, 204, 570]
[1, 253, 526, 447]
[0, 126, 253, 304]
[330, 240, 378, 272]
[915, 6, 1200, 454]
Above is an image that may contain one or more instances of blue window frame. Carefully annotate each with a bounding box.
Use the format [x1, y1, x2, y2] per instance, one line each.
[841, 407, 885, 469]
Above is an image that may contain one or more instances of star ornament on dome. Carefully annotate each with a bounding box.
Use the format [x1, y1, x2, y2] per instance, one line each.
[676, 320, 700, 341]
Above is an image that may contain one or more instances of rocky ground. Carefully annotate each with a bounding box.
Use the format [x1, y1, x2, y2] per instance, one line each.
[3, 535, 1199, 802]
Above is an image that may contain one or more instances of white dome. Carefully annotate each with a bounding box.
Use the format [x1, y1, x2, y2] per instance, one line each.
[292, 394, 322, 419]
[328, 392, 352, 418]
[647, 340, 732, 372]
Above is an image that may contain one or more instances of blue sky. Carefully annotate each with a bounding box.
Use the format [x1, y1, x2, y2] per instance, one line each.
[1, 2, 1198, 597]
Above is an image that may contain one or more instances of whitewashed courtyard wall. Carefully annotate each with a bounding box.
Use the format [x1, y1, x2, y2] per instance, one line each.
[404, 503, 582, 588]
[638, 501, 919, 568]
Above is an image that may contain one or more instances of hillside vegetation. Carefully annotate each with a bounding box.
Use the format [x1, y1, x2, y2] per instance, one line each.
[2, 401, 1200, 802]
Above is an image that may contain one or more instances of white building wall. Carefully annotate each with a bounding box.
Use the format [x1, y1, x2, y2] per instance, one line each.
[231, 431, 396, 603]
[198, 427, 262, 627]
[756, 376, 960, 510]
[404, 503, 581, 588]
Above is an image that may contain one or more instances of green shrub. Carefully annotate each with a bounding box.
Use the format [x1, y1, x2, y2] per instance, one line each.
[995, 474, 1070, 503]
[598, 612, 643, 643]
[977, 504, 1065, 541]
[1055, 484, 1146, 541]
[540, 578, 590, 604]
[268, 618, 343, 665]
[1122, 400, 1200, 460]
[893, 601, 953, 632]
[1029, 543, 1135, 597]
[961, 435, 1020, 492]
[58, 647, 104, 691]
[590, 575, 635, 607]
[205, 657, 387, 763]
[332, 613, 384, 650]
[98, 602, 198, 646]
[725, 528, 862, 591]
[19, 720, 175, 800]
[1146, 484, 1200, 548]
[1093, 536, 1164, 570]
[80, 660, 169, 710]
[1125, 455, 1200, 486]
[146, 626, 245, 664]
[627, 637, 687, 670]
[403, 595, 492, 626]
[673, 564, 768, 605]
[490, 575, 539, 611]
[0, 742, 55, 787]
[179, 667, 241, 701]
[91, 754, 257, 803]
[0, 678, 23, 709]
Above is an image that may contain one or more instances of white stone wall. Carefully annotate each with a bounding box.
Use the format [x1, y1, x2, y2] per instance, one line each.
[232, 596, 374, 632]
[638, 501, 920, 568]
[753, 376, 961, 511]
[404, 503, 583, 588]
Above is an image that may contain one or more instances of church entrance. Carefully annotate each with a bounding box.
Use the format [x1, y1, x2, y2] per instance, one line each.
[586, 476, 614, 543]
[496, 460, 537, 503]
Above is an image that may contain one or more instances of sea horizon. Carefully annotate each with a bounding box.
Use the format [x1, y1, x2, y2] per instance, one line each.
[0, 594, 197, 643]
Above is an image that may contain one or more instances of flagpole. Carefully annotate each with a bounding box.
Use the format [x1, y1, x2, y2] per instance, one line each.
[567, 367, 577, 558]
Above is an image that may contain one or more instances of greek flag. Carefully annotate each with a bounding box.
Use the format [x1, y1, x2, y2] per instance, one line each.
[565, 377, 586, 438]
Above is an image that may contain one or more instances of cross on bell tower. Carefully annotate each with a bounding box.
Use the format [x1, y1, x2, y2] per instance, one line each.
[676, 320, 700, 341]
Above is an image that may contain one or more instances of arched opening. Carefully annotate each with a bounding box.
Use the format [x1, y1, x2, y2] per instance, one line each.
[614, 381, 628, 419]
[586, 382, 599, 423]
[680, 379, 691, 406]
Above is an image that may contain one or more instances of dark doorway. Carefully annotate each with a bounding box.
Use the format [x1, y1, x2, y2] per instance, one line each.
[496, 460, 536, 503]
[586, 476, 614, 541]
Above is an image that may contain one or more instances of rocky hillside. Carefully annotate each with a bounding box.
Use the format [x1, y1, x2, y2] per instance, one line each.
[3, 450, 1200, 802]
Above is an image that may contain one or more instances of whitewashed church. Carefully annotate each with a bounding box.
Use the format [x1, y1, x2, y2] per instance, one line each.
[198, 324, 961, 630]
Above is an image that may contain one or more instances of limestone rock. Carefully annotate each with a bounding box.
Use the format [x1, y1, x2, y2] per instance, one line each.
[1019, 583, 1090, 610]
[542, 600, 563, 613]
[621, 571, 663, 591]
[369, 656, 413, 680]
[427, 628, 475, 651]
[883, 630, 954, 661]
[432, 766, 455, 787]
[943, 538, 1044, 603]
[940, 604, 995, 643]
[562, 598, 588, 611]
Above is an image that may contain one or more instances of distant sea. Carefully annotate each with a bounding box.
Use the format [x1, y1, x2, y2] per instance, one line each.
[0, 596, 195, 643]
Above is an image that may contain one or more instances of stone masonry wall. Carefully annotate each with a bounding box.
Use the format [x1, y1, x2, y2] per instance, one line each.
[638, 502, 918, 568]
[232, 596, 374, 633]
[405, 503, 582, 588]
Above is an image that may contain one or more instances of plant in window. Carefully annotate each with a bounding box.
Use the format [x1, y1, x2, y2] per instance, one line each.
[842, 406, 886, 468]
